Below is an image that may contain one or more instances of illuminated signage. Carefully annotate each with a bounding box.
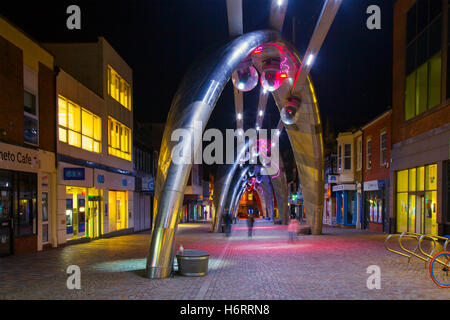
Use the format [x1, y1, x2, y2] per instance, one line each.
[63, 168, 85, 180]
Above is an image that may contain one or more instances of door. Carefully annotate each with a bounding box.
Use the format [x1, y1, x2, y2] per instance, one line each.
[87, 198, 101, 238]
[0, 187, 12, 256]
[42, 192, 49, 244]
[416, 194, 425, 234]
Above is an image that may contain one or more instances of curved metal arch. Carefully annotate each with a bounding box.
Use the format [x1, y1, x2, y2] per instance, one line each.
[271, 158, 289, 224]
[146, 30, 324, 279]
[224, 166, 249, 217]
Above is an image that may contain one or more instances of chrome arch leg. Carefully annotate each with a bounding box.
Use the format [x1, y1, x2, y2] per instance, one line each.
[146, 30, 281, 279]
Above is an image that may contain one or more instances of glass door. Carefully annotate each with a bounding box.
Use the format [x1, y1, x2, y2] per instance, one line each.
[42, 192, 49, 244]
[0, 187, 12, 256]
[416, 194, 425, 234]
[87, 197, 101, 238]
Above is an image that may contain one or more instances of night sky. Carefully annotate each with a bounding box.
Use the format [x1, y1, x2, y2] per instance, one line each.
[0, 0, 393, 133]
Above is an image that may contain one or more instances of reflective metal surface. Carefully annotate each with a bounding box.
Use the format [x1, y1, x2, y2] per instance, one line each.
[212, 139, 253, 233]
[148, 29, 330, 278]
[147, 30, 281, 278]
[225, 166, 249, 217]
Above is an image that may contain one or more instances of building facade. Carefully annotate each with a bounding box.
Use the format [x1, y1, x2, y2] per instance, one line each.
[323, 153, 338, 226]
[333, 131, 363, 228]
[0, 17, 57, 255]
[391, 0, 450, 236]
[180, 164, 205, 223]
[362, 110, 392, 233]
[133, 143, 155, 232]
[43, 38, 135, 244]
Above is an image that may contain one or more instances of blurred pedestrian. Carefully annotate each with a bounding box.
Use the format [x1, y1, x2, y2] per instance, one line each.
[224, 211, 232, 237]
[247, 214, 255, 237]
[288, 218, 300, 243]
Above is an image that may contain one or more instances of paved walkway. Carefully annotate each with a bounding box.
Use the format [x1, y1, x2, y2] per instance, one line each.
[0, 219, 448, 300]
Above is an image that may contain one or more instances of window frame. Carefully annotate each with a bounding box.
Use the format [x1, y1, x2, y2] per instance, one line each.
[108, 116, 132, 161]
[58, 95, 102, 153]
[366, 138, 372, 171]
[380, 131, 387, 168]
[107, 65, 131, 110]
[343, 143, 352, 171]
[404, 0, 443, 121]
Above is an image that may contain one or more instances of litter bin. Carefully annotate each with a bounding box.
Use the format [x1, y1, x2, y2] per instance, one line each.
[176, 249, 210, 277]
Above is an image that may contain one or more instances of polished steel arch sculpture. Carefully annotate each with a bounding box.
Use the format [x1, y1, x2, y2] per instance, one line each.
[146, 29, 325, 279]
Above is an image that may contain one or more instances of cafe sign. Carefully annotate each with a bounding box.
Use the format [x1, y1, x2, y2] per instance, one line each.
[0, 142, 38, 172]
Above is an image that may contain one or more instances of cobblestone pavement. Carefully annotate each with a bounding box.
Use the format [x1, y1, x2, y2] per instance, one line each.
[0, 219, 449, 300]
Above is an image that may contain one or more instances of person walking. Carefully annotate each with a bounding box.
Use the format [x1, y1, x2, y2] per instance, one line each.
[288, 218, 300, 243]
[224, 211, 232, 237]
[247, 214, 255, 237]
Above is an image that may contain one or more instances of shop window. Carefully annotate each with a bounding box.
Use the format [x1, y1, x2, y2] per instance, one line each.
[380, 131, 387, 167]
[108, 117, 131, 161]
[405, 0, 442, 121]
[108, 65, 131, 110]
[395, 164, 438, 235]
[366, 139, 372, 170]
[58, 96, 101, 153]
[108, 191, 128, 231]
[14, 173, 37, 237]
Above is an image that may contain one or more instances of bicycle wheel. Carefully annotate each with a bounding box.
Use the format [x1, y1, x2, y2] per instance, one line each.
[429, 251, 450, 288]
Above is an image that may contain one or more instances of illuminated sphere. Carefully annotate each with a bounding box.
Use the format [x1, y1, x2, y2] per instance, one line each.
[260, 69, 282, 92]
[260, 58, 285, 92]
[231, 66, 259, 92]
[280, 105, 299, 125]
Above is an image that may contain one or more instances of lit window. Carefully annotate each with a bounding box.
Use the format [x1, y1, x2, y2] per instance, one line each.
[405, 2, 442, 120]
[108, 117, 131, 161]
[58, 96, 101, 153]
[108, 65, 131, 110]
[396, 164, 438, 235]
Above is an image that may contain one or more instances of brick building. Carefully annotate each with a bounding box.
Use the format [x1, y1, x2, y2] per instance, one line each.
[391, 0, 450, 236]
[0, 16, 57, 255]
[362, 110, 392, 232]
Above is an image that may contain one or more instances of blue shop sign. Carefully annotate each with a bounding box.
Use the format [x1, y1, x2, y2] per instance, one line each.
[97, 175, 105, 184]
[122, 179, 128, 187]
[63, 168, 85, 181]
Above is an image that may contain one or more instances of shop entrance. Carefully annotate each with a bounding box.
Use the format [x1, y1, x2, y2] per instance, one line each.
[66, 187, 102, 240]
[0, 185, 12, 256]
[87, 196, 101, 238]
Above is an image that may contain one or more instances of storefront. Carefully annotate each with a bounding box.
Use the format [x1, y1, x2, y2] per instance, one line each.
[0, 142, 56, 255]
[333, 184, 357, 227]
[363, 180, 388, 232]
[181, 195, 204, 223]
[57, 162, 134, 244]
[395, 164, 438, 236]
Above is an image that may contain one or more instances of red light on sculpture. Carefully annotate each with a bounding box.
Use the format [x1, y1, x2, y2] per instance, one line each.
[253, 47, 263, 54]
[278, 72, 288, 79]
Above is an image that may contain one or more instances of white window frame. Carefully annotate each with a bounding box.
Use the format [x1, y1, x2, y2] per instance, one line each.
[343, 143, 352, 171]
[357, 137, 362, 171]
[367, 138, 372, 170]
